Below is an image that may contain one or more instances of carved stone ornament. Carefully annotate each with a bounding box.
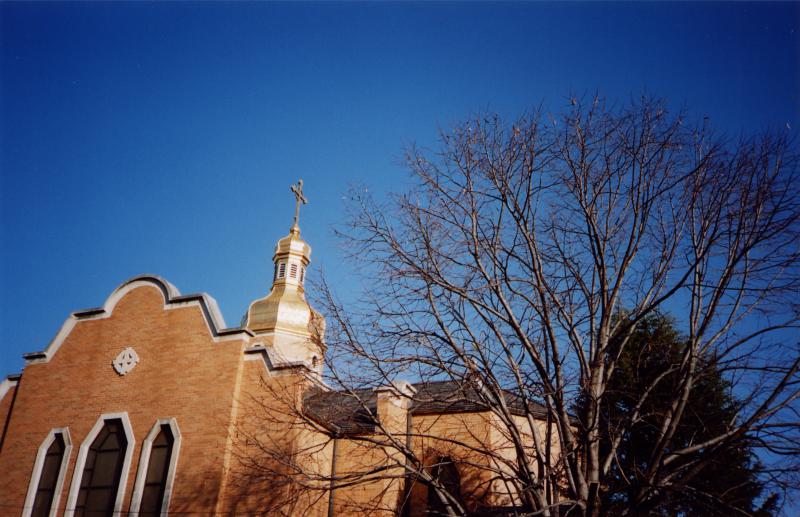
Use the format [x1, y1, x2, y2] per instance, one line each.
[112, 347, 140, 376]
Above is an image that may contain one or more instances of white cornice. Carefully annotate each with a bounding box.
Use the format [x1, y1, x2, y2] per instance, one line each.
[22, 275, 253, 366]
[0, 376, 19, 403]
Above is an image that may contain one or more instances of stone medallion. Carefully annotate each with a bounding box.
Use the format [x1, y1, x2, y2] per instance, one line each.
[112, 347, 140, 375]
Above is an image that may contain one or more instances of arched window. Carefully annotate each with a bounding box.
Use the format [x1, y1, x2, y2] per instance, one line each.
[139, 425, 174, 515]
[23, 429, 72, 517]
[130, 418, 182, 516]
[74, 419, 128, 517]
[31, 434, 65, 516]
[426, 457, 463, 516]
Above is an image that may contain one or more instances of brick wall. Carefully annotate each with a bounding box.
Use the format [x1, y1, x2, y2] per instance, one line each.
[0, 282, 246, 516]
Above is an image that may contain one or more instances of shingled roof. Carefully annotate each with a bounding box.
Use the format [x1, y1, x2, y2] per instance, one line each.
[303, 380, 551, 435]
[302, 387, 378, 434]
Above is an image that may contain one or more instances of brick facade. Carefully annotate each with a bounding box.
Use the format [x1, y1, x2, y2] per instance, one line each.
[0, 278, 257, 516]
[0, 256, 556, 516]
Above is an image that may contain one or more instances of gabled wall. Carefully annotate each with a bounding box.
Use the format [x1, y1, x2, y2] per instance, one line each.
[0, 277, 250, 516]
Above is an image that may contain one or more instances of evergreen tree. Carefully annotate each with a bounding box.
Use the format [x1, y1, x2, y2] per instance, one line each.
[595, 313, 777, 515]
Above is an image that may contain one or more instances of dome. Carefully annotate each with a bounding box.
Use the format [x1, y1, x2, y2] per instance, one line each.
[245, 226, 322, 338]
[244, 180, 326, 367]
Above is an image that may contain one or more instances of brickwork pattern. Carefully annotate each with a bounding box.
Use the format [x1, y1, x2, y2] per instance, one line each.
[0, 284, 246, 516]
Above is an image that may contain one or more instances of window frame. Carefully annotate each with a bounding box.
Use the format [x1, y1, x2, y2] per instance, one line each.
[64, 413, 135, 517]
[129, 418, 182, 516]
[426, 456, 464, 516]
[23, 428, 73, 517]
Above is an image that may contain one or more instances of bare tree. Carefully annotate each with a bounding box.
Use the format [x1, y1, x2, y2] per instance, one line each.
[235, 97, 800, 517]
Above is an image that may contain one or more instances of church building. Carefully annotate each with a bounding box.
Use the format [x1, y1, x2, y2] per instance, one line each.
[0, 182, 556, 516]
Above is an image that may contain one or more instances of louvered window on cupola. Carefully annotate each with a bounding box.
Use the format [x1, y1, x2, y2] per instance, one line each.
[300, 266, 306, 284]
[278, 262, 286, 279]
[290, 263, 298, 279]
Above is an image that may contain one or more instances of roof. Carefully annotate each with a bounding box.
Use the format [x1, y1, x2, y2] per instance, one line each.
[303, 380, 551, 435]
[303, 387, 378, 434]
[20, 275, 252, 367]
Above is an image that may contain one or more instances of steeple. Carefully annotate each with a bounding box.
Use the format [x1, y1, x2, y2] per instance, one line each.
[244, 179, 326, 371]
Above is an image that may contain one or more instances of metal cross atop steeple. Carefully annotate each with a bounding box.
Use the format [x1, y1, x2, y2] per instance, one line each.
[290, 179, 308, 229]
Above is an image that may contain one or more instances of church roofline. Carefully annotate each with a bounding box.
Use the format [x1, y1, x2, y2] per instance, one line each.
[0, 373, 20, 404]
[243, 344, 313, 374]
[20, 274, 253, 367]
[302, 380, 573, 435]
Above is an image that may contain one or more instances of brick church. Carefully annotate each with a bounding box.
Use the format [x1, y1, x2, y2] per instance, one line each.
[0, 182, 558, 516]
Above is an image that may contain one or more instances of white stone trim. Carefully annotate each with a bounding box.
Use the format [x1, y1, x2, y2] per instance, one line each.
[163, 298, 244, 343]
[0, 376, 19, 402]
[22, 428, 73, 517]
[24, 315, 78, 365]
[129, 418, 182, 516]
[243, 343, 315, 377]
[100, 278, 180, 316]
[24, 276, 251, 365]
[65, 412, 135, 517]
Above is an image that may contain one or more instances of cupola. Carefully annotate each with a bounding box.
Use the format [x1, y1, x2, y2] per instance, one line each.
[244, 180, 326, 371]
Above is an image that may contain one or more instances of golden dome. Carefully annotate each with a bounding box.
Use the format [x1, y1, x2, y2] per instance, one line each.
[244, 180, 326, 369]
[245, 225, 324, 340]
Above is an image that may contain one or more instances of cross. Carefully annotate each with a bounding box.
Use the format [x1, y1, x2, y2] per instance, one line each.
[290, 179, 308, 228]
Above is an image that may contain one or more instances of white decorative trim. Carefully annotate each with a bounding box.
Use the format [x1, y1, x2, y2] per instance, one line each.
[24, 315, 78, 365]
[64, 413, 135, 517]
[112, 347, 140, 376]
[0, 376, 19, 402]
[163, 298, 243, 343]
[23, 275, 252, 365]
[22, 428, 73, 517]
[243, 343, 308, 377]
[129, 418, 182, 516]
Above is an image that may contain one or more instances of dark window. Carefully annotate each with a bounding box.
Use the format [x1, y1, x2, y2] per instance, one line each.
[31, 433, 66, 517]
[75, 419, 127, 517]
[290, 263, 298, 278]
[139, 424, 175, 516]
[427, 457, 463, 516]
[278, 262, 286, 278]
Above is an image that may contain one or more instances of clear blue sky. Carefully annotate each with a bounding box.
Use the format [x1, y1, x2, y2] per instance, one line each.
[1, 2, 798, 376]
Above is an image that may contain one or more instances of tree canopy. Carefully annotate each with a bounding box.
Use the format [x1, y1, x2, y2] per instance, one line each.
[241, 96, 800, 516]
[590, 313, 779, 516]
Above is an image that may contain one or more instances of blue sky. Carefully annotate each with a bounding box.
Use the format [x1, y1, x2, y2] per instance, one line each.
[1, 2, 798, 375]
